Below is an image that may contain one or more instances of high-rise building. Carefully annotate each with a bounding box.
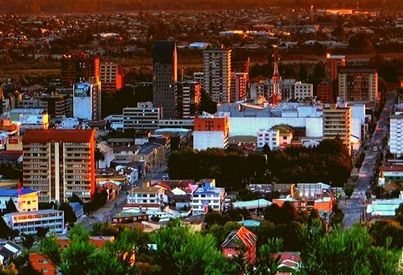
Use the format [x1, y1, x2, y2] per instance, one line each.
[338, 68, 378, 102]
[152, 41, 177, 119]
[73, 78, 102, 121]
[100, 61, 124, 93]
[193, 116, 230, 150]
[40, 93, 72, 118]
[22, 129, 96, 203]
[323, 105, 351, 153]
[294, 82, 313, 100]
[389, 113, 403, 157]
[325, 54, 346, 81]
[176, 81, 201, 119]
[193, 72, 204, 90]
[317, 81, 333, 104]
[230, 72, 248, 102]
[123, 102, 161, 131]
[203, 46, 231, 103]
[232, 56, 250, 80]
[61, 54, 100, 88]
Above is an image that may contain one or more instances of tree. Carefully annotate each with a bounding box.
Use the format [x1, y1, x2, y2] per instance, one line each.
[396, 203, 403, 226]
[369, 220, 403, 249]
[5, 198, 17, 214]
[0, 214, 15, 239]
[21, 234, 34, 250]
[37, 227, 49, 238]
[344, 186, 354, 199]
[60, 241, 97, 275]
[58, 203, 77, 225]
[68, 224, 90, 243]
[40, 236, 61, 265]
[200, 90, 217, 114]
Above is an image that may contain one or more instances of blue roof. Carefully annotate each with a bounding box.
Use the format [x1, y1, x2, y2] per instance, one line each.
[0, 188, 39, 197]
[238, 220, 261, 228]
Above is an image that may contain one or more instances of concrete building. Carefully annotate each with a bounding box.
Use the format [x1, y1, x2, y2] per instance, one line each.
[9, 108, 49, 132]
[39, 93, 72, 118]
[122, 102, 161, 131]
[61, 54, 100, 88]
[22, 129, 96, 203]
[176, 81, 201, 119]
[0, 188, 39, 212]
[100, 61, 124, 93]
[127, 185, 165, 210]
[73, 79, 102, 121]
[322, 105, 351, 152]
[193, 116, 230, 150]
[249, 82, 268, 99]
[230, 72, 248, 102]
[153, 41, 177, 119]
[389, 113, 403, 157]
[203, 46, 231, 103]
[191, 180, 225, 214]
[3, 209, 64, 235]
[317, 81, 333, 104]
[193, 72, 204, 90]
[294, 82, 313, 100]
[338, 68, 378, 102]
[257, 125, 294, 149]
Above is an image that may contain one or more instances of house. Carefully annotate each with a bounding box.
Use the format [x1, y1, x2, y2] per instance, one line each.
[29, 253, 58, 275]
[56, 236, 115, 249]
[0, 188, 40, 212]
[126, 184, 166, 210]
[272, 252, 302, 275]
[191, 180, 225, 214]
[152, 180, 197, 210]
[0, 241, 23, 266]
[221, 226, 257, 264]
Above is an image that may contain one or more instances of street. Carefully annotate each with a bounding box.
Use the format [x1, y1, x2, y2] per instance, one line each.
[341, 91, 396, 227]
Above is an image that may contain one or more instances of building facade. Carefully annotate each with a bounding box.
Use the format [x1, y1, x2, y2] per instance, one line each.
[203, 47, 231, 103]
[323, 105, 352, 152]
[152, 41, 177, 119]
[193, 117, 230, 150]
[22, 129, 96, 203]
[100, 61, 124, 93]
[122, 102, 161, 131]
[230, 72, 248, 102]
[40, 93, 72, 118]
[0, 189, 39, 212]
[3, 209, 64, 235]
[317, 81, 333, 104]
[294, 82, 313, 100]
[176, 81, 201, 119]
[338, 68, 378, 102]
[73, 79, 102, 121]
[389, 113, 403, 157]
[61, 54, 100, 88]
[191, 180, 225, 214]
[126, 186, 164, 210]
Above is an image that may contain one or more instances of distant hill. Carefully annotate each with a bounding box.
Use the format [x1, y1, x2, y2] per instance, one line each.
[0, 0, 402, 14]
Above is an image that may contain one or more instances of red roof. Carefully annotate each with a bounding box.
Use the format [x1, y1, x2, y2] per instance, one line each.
[23, 129, 95, 143]
[382, 165, 403, 172]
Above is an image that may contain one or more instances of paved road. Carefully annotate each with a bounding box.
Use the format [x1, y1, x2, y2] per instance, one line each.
[341, 91, 396, 227]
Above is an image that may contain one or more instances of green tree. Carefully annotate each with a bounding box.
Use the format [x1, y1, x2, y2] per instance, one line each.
[60, 241, 97, 275]
[396, 203, 403, 226]
[58, 203, 77, 225]
[68, 224, 90, 243]
[21, 234, 34, 250]
[39, 236, 61, 265]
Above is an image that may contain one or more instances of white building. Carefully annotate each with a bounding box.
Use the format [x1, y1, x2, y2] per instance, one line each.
[191, 180, 225, 214]
[257, 125, 294, 149]
[389, 113, 403, 156]
[3, 209, 64, 235]
[9, 108, 49, 132]
[203, 47, 231, 103]
[193, 116, 229, 150]
[294, 82, 313, 100]
[73, 80, 102, 121]
[123, 102, 161, 131]
[126, 186, 165, 210]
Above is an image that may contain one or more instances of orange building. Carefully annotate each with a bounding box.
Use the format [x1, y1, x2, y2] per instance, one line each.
[193, 117, 230, 150]
[29, 253, 57, 275]
[194, 117, 229, 132]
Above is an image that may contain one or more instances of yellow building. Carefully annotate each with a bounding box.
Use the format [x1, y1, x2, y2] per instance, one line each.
[0, 188, 39, 212]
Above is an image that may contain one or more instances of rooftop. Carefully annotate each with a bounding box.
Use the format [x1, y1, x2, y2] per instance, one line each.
[23, 129, 95, 143]
[0, 188, 39, 197]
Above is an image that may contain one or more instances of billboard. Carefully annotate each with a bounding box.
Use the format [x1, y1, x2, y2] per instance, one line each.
[74, 83, 91, 97]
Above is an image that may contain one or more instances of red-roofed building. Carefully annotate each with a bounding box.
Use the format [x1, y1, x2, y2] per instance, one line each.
[23, 129, 96, 203]
[221, 226, 257, 264]
[272, 252, 302, 274]
[28, 253, 57, 275]
[56, 236, 114, 249]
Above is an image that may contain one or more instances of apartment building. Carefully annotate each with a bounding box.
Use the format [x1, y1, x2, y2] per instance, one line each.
[122, 102, 161, 131]
[193, 116, 230, 150]
[100, 61, 124, 93]
[191, 180, 225, 214]
[73, 79, 102, 121]
[230, 72, 248, 102]
[323, 105, 352, 152]
[126, 185, 165, 210]
[203, 46, 231, 103]
[338, 68, 378, 102]
[294, 82, 313, 100]
[176, 81, 201, 119]
[22, 129, 96, 203]
[389, 113, 403, 157]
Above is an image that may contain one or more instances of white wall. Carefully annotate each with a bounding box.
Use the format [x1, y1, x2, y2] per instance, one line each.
[73, 97, 92, 120]
[193, 131, 226, 150]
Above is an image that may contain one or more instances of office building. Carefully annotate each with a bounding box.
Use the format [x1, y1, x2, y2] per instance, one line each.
[389, 113, 403, 157]
[100, 61, 124, 93]
[0, 188, 39, 212]
[73, 79, 102, 121]
[193, 116, 230, 150]
[193, 72, 204, 90]
[61, 54, 100, 88]
[230, 72, 248, 102]
[317, 81, 333, 103]
[294, 82, 313, 100]
[3, 209, 64, 235]
[9, 109, 49, 132]
[338, 68, 378, 102]
[323, 105, 352, 152]
[122, 102, 161, 131]
[152, 41, 177, 119]
[176, 81, 201, 119]
[22, 129, 96, 203]
[203, 46, 231, 103]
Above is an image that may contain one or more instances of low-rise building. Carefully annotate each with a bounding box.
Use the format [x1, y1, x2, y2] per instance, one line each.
[257, 125, 294, 149]
[123, 102, 160, 131]
[193, 116, 230, 150]
[126, 185, 165, 210]
[3, 209, 64, 235]
[28, 253, 58, 275]
[191, 180, 225, 214]
[0, 241, 23, 266]
[221, 226, 257, 264]
[0, 188, 40, 212]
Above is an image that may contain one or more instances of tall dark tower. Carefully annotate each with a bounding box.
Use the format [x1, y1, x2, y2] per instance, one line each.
[152, 41, 177, 119]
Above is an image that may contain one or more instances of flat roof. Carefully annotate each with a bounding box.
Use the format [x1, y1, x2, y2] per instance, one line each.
[23, 129, 95, 143]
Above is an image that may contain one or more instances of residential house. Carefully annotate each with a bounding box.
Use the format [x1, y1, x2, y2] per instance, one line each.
[221, 226, 257, 264]
[0, 188, 40, 212]
[0, 241, 23, 266]
[272, 252, 302, 275]
[126, 184, 166, 210]
[191, 180, 225, 214]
